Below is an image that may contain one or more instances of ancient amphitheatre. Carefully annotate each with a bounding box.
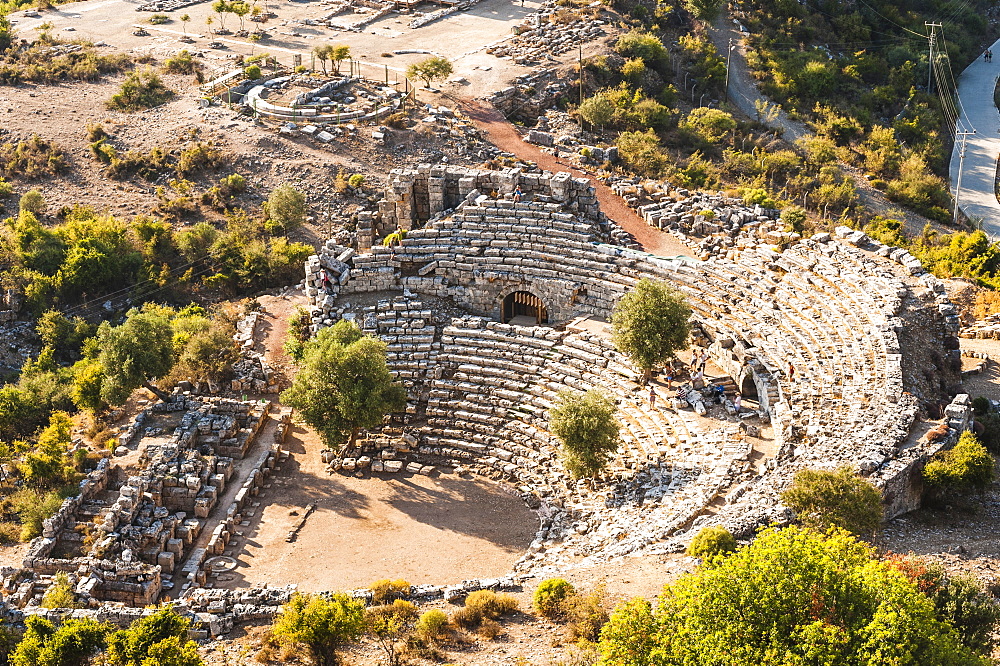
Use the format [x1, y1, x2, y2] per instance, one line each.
[0, 0, 994, 658]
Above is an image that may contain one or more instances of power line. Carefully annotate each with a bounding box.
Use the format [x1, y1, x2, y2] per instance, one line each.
[855, 0, 929, 38]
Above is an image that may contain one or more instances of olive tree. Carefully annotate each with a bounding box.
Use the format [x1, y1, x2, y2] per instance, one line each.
[548, 389, 621, 478]
[280, 320, 407, 451]
[406, 55, 453, 89]
[611, 278, 692, 380]
[598, 526, 990, 665]
[97, 306, 174, 404]
[781, 466, 882, 539]
[330, 45, 350, 74]
[272, 592, 365, 666]
[265, 183, 307, 231]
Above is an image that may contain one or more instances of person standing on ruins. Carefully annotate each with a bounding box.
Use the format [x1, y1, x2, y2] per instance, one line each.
[734, 392, 742, 413]
[320, 269, 333, 294]
[514, 186, 523, 202]
[649, 386, 657, 409]
[788, 361, 796, 382]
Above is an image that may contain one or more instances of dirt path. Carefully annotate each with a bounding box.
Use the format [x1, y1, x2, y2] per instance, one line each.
[452, 97, 695, 258]
[706, 16, 946, 237]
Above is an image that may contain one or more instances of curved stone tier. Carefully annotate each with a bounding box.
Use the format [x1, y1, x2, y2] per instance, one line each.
[302, 166, 963, 569]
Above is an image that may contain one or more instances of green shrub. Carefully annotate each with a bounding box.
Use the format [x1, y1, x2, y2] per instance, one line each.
[0, 134, 66, 178]
[0, 42, 131, 84]
[616, 129, 669, 178]
[19, 189, 45, 215]
[149, 13, 169, 23]
[245, 64, 262, 80]
[781, 467, 882, 538]
[0, 177, 13, 198]
[41, 572, 81, 608]
[780, 205, 808, 233]
[348, 173, 365, 188]
[264, 182, 307, 230]
[687, 525, 737, 559]
[370, 579, 410, 604]
[89, 138, 117, 163]
[415, 609, 449, 643]
[106, 67, 175, 112]
[14, 488, 73, 541]
[680, 107, 736, 143]
[272, 592, 365, 666]
[464, 590, 518, 620]
[742, 188, 779, 210]
[922, 431, 995, 493]
[614, 31, 667, 69]
[534, 579, 575, 619]
[163, 50, 199, 75]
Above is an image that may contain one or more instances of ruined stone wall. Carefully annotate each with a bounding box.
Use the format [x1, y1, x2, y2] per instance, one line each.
[875, 394, 972, 519]
[370, 165, 602, 242]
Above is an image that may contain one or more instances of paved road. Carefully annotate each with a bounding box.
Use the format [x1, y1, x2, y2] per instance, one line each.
[950, 43, 1000, 237]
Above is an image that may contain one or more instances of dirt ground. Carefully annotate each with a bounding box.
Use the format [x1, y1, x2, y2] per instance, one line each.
[8, 0, 541, 96]
[210, 422, 538, 592]
[959, 337, 1000, 401]
[193, 292, 539, 593]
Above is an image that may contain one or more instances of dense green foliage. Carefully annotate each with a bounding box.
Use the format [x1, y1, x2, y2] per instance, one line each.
[163, 50, 200, 75]
[781, 466, 883, 538]
[735, 0, 990, 222]
[611, 278, 691, 378]
[548, 389, 621, 478]
[598, 527, 992, 665]
[922, 431, 995, 493]
[9, 609, 201, 666]
[96, 305, 176, 404]
[0, 204, 309, 313]
[280, 320, 407, 450]
[40, 572, 79, 609]
[272, 592, 366, 666]
[686, 525, 736, 559]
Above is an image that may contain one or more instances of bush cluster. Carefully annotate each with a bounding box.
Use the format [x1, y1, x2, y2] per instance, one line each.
[106, 67, 174, 112]
[533, 579, 609, 644]
[0, 40, 132, 84]
[0, 135, 65, 179]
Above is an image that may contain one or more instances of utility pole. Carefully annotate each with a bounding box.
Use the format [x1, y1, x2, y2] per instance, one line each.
[579, 44, 585, 130]
[724, 37, 733, 104]
[953, 129, 975, 224]
[926, 22, 941, 94]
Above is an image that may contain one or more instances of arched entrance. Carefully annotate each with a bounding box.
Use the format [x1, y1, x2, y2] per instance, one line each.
[740, 372, 760, 410]
[501, 291, 548, 325]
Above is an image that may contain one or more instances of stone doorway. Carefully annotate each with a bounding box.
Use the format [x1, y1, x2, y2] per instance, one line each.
[501, 291, 548, 325]
[740, 372, 759, 408]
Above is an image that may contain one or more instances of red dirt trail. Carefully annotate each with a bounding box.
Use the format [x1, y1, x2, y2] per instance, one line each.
[454, 98, 694, 258]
